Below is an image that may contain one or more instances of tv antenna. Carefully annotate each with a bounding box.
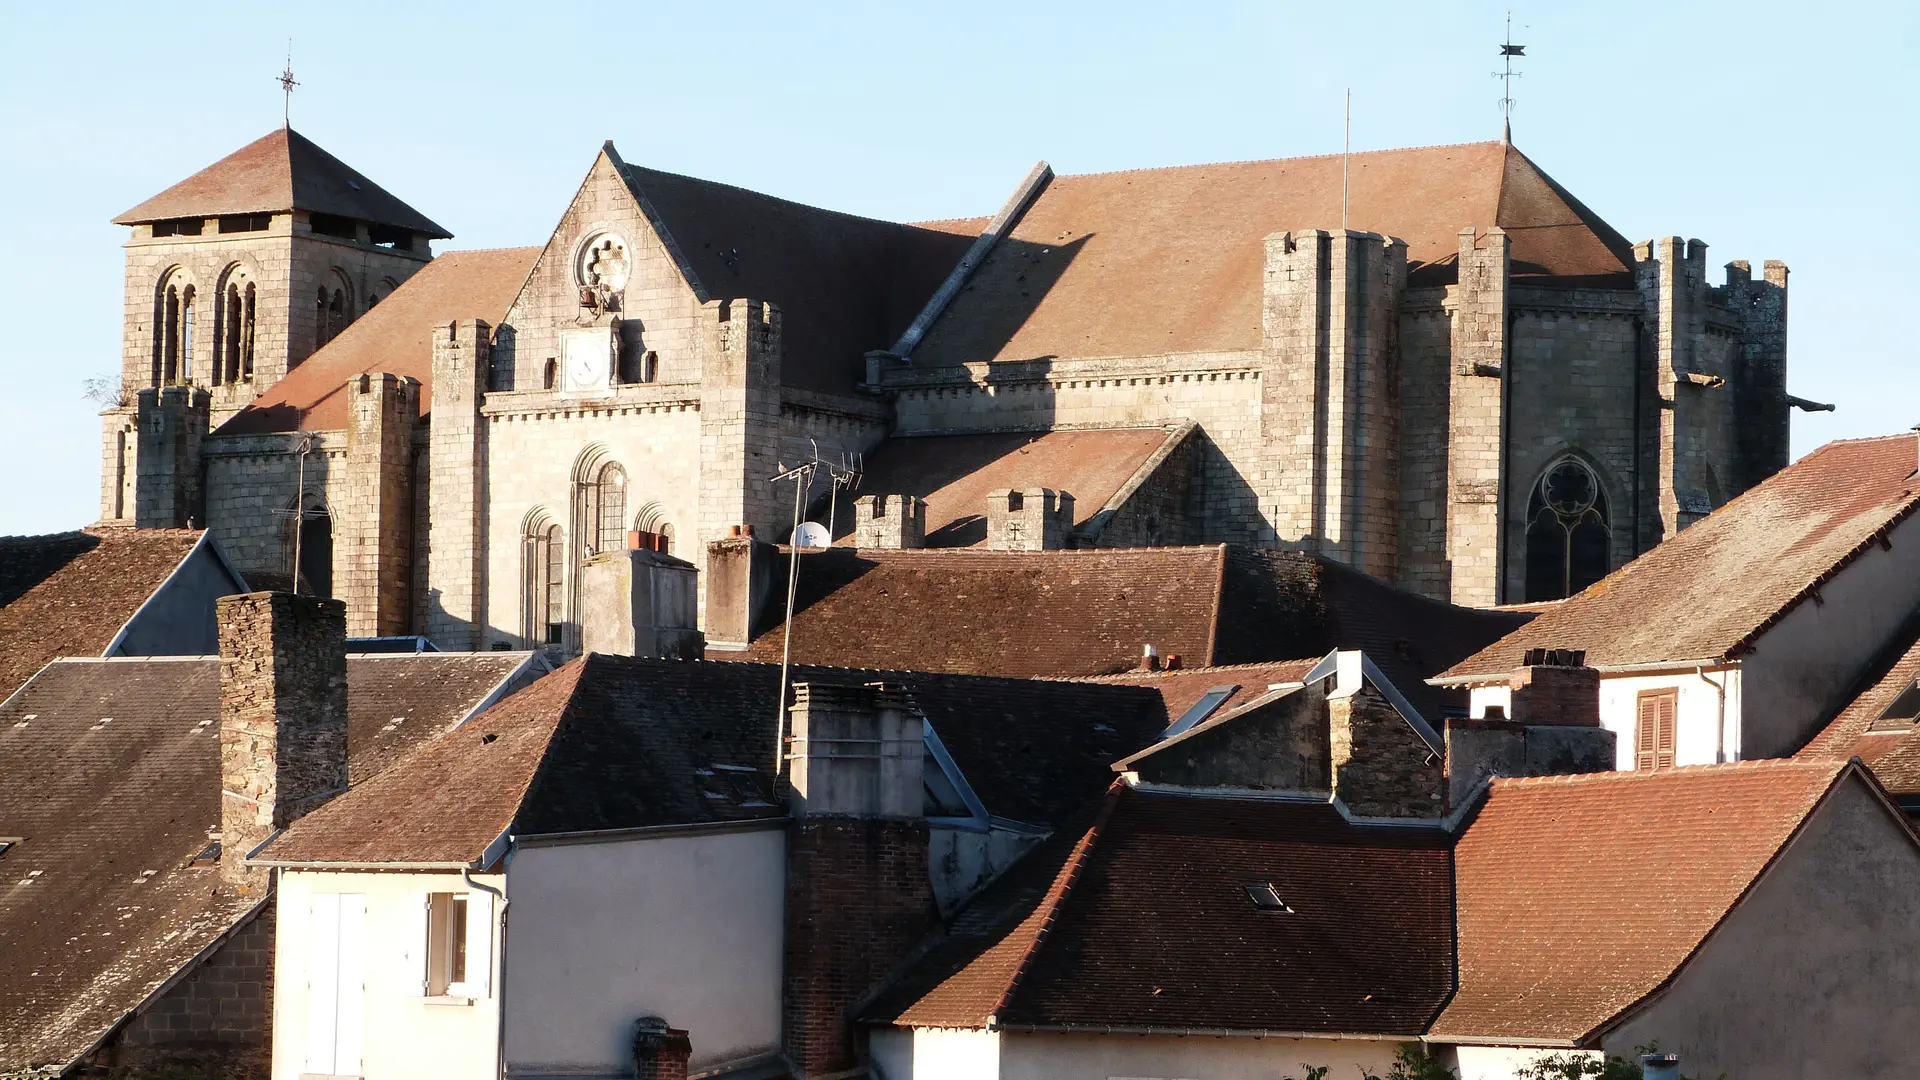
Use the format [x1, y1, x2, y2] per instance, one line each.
[278, 40, 299, 128]
[1496, 12, 1525, 143]
[274, 431, 323, 593]
[768, 440, 863, 776]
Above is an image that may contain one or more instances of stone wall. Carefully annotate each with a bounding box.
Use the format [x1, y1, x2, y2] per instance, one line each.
[429, 321, 491, 649]
[81, 904, 276, 1080]
[339, 374, 418, 637]
[1329, 686, 1442, 818]
[202, 432, 343, 590]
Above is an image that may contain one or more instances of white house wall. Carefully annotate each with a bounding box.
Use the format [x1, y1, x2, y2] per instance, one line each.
[870, 1027, 1003, 1080]
[1472, 668, 1745, 770]
[1449, 1046, 1600, 1080]
[1736, 509, 1920, 758]
[272, 869, 503, 1080]
[1602, 775, 1920, 1077]
[501, 825, 785, 1075]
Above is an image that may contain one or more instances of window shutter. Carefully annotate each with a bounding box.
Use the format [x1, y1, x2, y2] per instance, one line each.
[335, 895, 367, 1077]
[305, 894, 341, 1075]
[1636, 696, 1658, 772]
[1656, 694, 1678, 769]
[400, 894, 429, 996]
[463, 891, 494, 998]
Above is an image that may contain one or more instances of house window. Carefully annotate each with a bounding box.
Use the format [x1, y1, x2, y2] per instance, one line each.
[1525, 457, 1612, 602]
[1635, 689, 1678, 771]
[422, 891, 492, 998]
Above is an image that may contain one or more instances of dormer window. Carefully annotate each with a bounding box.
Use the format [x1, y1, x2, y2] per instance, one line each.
[0, 837, 20, 859]
[1870, 680, 1920, 733]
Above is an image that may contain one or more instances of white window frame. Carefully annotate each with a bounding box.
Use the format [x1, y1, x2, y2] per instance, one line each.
[415, 890, 492, 1000]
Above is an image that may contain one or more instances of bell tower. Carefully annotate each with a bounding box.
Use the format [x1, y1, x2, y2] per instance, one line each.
[100, 127, 449, 526]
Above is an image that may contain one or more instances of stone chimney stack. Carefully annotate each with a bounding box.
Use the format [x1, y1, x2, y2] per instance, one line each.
[1445, 648, 1614, 810]
[853, 493, 926, 550]
[702, 527, 775, 650]
[985, 488, 1074, 550]
[579, 548, 704, 659]
[630, 1016, 692, 1080]
[217, 592, 349, 888]
[783, 682, 934, 1075]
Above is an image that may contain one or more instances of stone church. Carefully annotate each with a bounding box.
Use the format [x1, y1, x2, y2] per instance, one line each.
[98, 125, 1808, 649]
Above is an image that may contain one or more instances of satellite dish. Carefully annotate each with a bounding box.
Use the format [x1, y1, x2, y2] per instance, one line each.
[790, 521, 832, 553]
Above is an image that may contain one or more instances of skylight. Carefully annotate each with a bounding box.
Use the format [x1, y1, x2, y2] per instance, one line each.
[1244, 881, 1293, 913]
[0, 838, 19, 859]
[1871, 680, 1920, 733]
[1163, 685, 1239, 739]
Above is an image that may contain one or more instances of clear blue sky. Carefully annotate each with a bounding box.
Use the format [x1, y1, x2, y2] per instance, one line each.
[1, 1, 1913, 535]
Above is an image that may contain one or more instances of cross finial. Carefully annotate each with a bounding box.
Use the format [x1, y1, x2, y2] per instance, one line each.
[1496, 12, 1526, 143]
[278, 40, 299, 128]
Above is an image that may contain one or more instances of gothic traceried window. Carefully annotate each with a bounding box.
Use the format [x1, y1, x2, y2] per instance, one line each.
[1524, 457, 1612, 602]
[592, 463, 627, 556]
[525, 519, 565, 646]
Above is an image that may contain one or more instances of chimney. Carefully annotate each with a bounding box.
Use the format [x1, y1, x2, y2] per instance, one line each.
[217, 592, 349, 889]
[703, 528, 775, 649]
[985, 487, 1074, 550]
[1446, 648, 1613, 810]
[579, 548, 704, 659]
[783, 682, 934, 1075]
[1139, 644, 1161, 672]
[1640, 1054, 1681, 1080]
[853, 493, 926, 549]
[631, 1016, 692, 1080]
[1506, 648, 1601, 727]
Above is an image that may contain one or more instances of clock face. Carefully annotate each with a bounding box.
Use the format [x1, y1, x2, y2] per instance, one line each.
[560, 329, 610, 392]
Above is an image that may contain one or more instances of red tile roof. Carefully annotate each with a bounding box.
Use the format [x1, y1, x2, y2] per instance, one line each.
[114, 128, 449, 237]
[837, 427, 1183, 547]
[1432, 760, 1853, 1044]
[616, 158, 977, 395]
[217, 247, 539, 435]
[0, 528, 203, 701]
[866, 785, 1454, 1035]
[912, 141, 1634, 367]
[265, 656, 1168, 866]
[1441, 434, 1920, 682]
[734, 546, 1525, 720]
[0, 651, 527, 1071]
[1797, 617, 1920, 793]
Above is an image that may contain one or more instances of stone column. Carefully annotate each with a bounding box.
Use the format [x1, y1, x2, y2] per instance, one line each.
[427, 320, 490, 649]
[1445, 227, 1508, 607]
[217, 591, 348, 890]
[339, 373, 418, 637]
[695, 299, 784, 626]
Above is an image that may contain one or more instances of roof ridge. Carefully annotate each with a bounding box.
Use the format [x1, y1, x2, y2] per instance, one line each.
[434, 245, 545, 257]
[1071, 656, 1322, 682]
[619, 159, 928, 234]
[1490, 758, 1844, 789]
[989, 781, 1125, 1023]
[1051, 140, 1506, 183]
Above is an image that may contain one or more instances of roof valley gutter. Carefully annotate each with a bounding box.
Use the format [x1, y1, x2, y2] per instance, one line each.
[988, 1021, 1415, 1041]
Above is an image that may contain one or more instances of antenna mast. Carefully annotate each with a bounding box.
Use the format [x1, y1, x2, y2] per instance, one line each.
[278, 41, 299, 128]
[1342, 88, 1351, 230]
[1497, 13, 1526, 143]
[768, 441, 862, 777]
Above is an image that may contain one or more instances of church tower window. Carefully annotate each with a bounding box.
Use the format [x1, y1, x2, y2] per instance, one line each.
[179, 287, 196, 382]
[592, 463, 628, 556]
[1524, 457, 1612, 602]
[219, 276, 255, 385]
[159, 281, 181, 384]
[524, 518, 565, 646]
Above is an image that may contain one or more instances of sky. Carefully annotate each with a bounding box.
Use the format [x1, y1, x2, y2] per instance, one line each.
[0, 1, 1914, 535]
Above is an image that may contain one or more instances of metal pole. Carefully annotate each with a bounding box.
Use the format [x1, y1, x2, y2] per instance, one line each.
[773, 463, 810, 777]
[290, 434, 311, 594]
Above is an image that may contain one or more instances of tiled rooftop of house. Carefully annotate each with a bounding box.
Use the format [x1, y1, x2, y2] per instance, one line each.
[735, 545, 1527, 719]
[0, 528, 206, 701]
[1441, 434, 1920, 682]
[1798, 615, 1920, 794]
[0, 650, 532, 1072]
[1431, 759, 1852, 1043]
[262, 655, 1169, 868]
[864, 784, 1454, 1035]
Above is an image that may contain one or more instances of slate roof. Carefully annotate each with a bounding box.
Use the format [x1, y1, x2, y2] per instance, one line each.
[1432, 760, 1853, 1044]
[614, 155, 978, 395]
[114, 127, 450, 237]
[0, 528, 204, 702]
[217, 247, 540, 435]
[734, 545, 1526, 720]
[262, 655, 1168, 866]
[1440, 434, 1920, 683]
[834, 427, 1185, 547]
[864, 785, 1454, 1035]
[0, 651, 529, 1072]
[913, 141, 1635, 367]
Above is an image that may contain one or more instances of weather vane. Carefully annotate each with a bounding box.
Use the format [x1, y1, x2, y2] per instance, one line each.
[1496, 12, 1525, 143]
[278, 41, 299, 128]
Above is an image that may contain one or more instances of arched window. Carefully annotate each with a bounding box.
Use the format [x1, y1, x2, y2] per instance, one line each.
[1524, 458, 1612, 602]
[593, 463, 627, 555]
[179, 287, 196, 382]
[161, 284, 181, 383]
[242, 283, 256, 379]
[524, 516, 565, 645]
[315, 287, 329, 354]
[542, 358, 558, 390]
[632, 503, 674, 553]
[328, 288, 346, 340]
[218, 270, 255, 386]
